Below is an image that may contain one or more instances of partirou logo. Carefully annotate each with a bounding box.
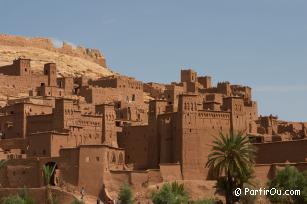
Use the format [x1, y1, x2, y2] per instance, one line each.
[234, 187, 301, 197]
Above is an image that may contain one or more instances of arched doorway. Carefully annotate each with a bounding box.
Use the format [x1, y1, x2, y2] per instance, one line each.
[44, 162, 59, 186]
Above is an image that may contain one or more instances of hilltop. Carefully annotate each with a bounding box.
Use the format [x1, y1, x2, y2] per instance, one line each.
[0, 34, 115, 79]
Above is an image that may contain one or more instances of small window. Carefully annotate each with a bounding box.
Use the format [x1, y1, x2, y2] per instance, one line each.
[112, 153, 116, 163]
[96, 157, 100, 161]
[42, 150, 46, 155]
[85, 156, 90, 162]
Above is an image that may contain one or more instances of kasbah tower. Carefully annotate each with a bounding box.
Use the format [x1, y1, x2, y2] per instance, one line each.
[0, 34, 306, 203]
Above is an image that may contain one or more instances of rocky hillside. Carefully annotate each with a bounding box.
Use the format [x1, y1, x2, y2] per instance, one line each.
[0, 34, 115, 78]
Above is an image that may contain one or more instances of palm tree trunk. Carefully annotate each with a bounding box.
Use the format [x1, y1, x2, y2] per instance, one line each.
[46, 184, 53, 204]
[226, 172, 234, 204]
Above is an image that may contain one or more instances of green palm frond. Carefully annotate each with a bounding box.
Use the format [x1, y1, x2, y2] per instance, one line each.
[43, 164, 56, 185]
[206, 131, 256, 186]
[0, 159, 7, 170]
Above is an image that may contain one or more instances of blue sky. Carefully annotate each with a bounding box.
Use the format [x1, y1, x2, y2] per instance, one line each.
[0, 0, 306, 121]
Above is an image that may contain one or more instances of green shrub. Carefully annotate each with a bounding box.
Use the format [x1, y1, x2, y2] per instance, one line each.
[239, 183, 258, 204]
[71, 198, 85, 204]
[151, 182, 189, 204]
[192, 198, 216, 204]
[118, 183, 134, 204]
[267, 166, 307, 204]
[2, 187, 34, 204]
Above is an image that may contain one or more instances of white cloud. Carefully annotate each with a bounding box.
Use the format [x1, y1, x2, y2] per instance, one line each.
[49, 37, 77, 48]
[50, 37, 63, 48]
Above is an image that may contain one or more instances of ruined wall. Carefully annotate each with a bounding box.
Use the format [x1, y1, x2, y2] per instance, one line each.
[0, 34, 107, 67]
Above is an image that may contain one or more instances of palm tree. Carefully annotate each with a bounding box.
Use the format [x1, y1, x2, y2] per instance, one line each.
[206, 131, 256, 204]
[43, 164, 56, 204]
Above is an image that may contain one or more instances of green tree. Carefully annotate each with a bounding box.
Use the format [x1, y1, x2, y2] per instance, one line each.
[206, 131, 256, 204]
[151, 182, 189, 204]
[267, 166, 307, 204]
[118, 183, 134, 204]
[42, 164, 56, 204]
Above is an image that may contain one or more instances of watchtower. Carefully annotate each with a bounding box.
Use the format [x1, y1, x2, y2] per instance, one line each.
[44, 63, 57, 87]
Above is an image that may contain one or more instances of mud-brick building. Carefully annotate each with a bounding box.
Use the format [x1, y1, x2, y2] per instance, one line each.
[0, 58, 74, 98]
[0, 58, 306, 202]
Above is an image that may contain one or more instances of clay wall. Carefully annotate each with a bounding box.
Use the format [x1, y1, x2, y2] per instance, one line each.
[255, 139, 307, 164]
[198, 76, 212, 89]
[254, 165, 273, 185]
[143, 82, 166, 99]
[77, 146, 125, 196]
[0, 103, 52, 139]
[164, 85, 184, 111]
[177, 94, 231, 180]
[57, 77, 74, 95]
[59, 148, 80, 186]
[159, 163, 182, 181]
[82, 86, 144, 106]
[91, 76, 142, 90]
[106, 169, 162, 199]
[0, 58, 31, 76]
[0, 187, 77, 204]
[181, 69, 197, 83]
[231, 85, 252, 100]
[203, 102, 221, 111]
[147, 100, 168, 168]
[0, 159, 40, 188]
[27, 132, 74, 158]
[0, 138, 26, 151]
[118, 125, 149, 169]
[0, 75, 45, 96]
[158, 113, 177, 164]
[27, 114, 54, 134]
